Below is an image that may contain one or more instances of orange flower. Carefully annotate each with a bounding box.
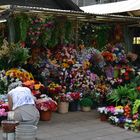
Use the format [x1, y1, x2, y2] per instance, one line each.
[62, 63, 69, 68]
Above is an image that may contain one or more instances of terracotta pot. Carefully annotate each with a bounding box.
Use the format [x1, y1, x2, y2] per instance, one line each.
[100, 114, 108, 121]
[58, 102, 69, 114]
[81, 106, 91, 112]
[40, 111, 52, 121]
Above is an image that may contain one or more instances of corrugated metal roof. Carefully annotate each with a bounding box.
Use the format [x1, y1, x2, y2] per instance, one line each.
[13, 5, 140, 22]
[80, 0, 140, 14]
[0, 4, 140, 24]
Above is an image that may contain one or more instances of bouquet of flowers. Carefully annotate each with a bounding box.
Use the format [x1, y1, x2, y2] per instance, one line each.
[6, 68, 34, 82]
[47, 82, 62, 94]
[101, 51, 116, 63]
[56, 93, 72, 103]
[36, 95, 57, 112]
[67, 92, 82, 101]
[97, 107, 108, 115]
[23, 80, 44, 95]
[69, 68, 98, 94]
[0, 108, 8, 117]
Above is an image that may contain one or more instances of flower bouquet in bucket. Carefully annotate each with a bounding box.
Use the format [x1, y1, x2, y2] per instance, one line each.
[56, 93, 72, 114]
[35, 95, 57, 121]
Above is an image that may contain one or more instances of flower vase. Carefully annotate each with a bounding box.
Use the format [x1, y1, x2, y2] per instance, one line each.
[40, 111, 52, 121]
[58, 102, 69, 114]
[100, 114, 108, 121]
[81, 106, 91, 112]
[69, 100, 78, 112]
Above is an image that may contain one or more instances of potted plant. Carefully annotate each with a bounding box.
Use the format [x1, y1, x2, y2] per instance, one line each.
[80, 97, 93, 112]
[35, 95, 57, 121]
[67, 92, 82, 112]
[107, 85, 134, 106]
[57, 93, 72, 114]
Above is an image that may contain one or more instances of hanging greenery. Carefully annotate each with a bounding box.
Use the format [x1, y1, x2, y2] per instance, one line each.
[27, 15, 43, 46]
[14, 13, 30, 43]
[41, 17, 55, 47]
[13, 14, 75, 48]
[64, 20, 73, 44]
[78, 22, 112, 49]
[46, 17, 73, 48]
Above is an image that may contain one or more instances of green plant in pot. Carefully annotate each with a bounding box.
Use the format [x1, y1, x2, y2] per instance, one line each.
[80, 97, 93, 112]
[107, 85, 135, 106]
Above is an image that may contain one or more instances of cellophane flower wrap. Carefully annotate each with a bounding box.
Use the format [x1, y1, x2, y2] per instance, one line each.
[56, 93, 73, 103]
[36, 95, 57, 111]
[67, 92, 82, 101]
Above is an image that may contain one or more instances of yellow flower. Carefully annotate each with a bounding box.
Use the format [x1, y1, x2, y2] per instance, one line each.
[34, 83, 44, 90]
[133, 120, 138, 125]
[82, 60, 90, 69]
[115, 106, 123, 109]
[62, 63, 69, 68]
[34, 84, 41, 90]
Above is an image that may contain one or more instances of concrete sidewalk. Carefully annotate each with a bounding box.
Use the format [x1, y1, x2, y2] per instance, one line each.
[36, 110, 140, 140]
[1, 110, 140, 140]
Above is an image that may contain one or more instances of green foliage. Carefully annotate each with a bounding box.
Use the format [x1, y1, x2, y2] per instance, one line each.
[0, 41, 30, 70]
[132, 100, 140, 114]
[128, 90, 140, 104]
[0, 80, 7, 94]
[107, 85, 138, 106]
[78, 23, 111, 49]
[8, 43, 30, 67]
[14, 13, 30, 42]
[80, 97, 93, 107]
[131, 75, 140, 87]
[48, 18, 71, 47]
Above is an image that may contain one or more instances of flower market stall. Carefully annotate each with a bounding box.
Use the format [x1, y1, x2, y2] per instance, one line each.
[0, 3, 140, 133]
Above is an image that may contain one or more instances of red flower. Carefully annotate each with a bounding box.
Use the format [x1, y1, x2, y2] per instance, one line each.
[137, 86, 140, 92]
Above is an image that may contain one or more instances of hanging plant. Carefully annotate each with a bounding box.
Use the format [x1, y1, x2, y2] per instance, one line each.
[27, 15, 43, 46]
[64, 20, 73, 44]
[41, 17, 55, 47]
[14, 13, 30, 43]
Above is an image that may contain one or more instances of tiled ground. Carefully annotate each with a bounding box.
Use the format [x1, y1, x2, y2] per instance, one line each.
[37, 110, 140, 140]
[1, 110, 140, 140]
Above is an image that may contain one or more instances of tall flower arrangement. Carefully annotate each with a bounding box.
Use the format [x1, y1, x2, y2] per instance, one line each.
[69, 67, 98, 94]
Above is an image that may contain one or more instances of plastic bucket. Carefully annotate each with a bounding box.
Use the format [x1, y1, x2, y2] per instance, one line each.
[15, 125, 37, 140]
[58, 102, 69, 114]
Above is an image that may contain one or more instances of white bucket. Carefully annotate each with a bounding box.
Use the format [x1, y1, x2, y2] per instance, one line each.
[3, 132, 15, 140]
[15, 125, 37, 140]
[58, 102, 69, 114]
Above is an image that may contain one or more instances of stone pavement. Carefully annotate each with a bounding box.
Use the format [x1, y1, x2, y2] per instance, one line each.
[36, 110, 140, 140]
[1, 110, 140, 140]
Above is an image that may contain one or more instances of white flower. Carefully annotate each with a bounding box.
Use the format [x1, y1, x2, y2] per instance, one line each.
[97, 107, 108, 114]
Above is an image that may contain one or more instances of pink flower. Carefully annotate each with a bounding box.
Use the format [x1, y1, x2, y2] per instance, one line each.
[106, 106, 115, 114]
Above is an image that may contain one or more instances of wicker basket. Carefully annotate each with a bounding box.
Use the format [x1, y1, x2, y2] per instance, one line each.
[1, 120, 19, 133]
